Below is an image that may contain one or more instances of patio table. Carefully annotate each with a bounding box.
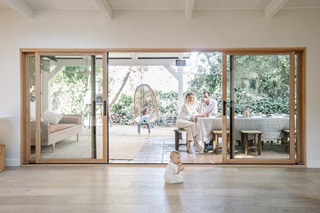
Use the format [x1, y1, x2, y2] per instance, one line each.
[197, 115, 290, 143]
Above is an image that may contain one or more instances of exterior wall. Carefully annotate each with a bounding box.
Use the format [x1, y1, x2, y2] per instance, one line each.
[0, 8, 319, 167]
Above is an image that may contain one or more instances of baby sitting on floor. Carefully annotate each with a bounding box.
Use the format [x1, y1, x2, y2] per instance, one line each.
[164, 151, 184, 184]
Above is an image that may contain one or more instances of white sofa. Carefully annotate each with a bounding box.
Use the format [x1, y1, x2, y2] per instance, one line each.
[30, 115, 82, 152]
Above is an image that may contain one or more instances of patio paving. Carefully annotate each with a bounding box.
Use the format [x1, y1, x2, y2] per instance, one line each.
[33, 124, 291, 163]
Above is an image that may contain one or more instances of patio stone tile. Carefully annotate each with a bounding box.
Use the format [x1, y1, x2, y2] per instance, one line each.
[36, 125, 292, 164]
[136, 153, 150, 157]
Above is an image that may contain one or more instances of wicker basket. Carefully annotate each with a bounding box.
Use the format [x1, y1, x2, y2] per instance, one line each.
[0, 144, 5, 172]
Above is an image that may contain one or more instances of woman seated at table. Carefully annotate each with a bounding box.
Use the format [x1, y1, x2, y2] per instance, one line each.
[176, 92, 202, 154]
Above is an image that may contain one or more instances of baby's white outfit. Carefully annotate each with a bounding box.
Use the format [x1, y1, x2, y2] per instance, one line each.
[164, 161, 184, 184]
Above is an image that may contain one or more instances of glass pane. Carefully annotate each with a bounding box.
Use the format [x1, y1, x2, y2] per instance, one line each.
[228, 55, 291, 160]
[28, 56, 36, 160]
[194, 52, 223, 162]
[295, 54, 298, 160]
[37, 54, 103, 159]
[108, 52, 223, 164]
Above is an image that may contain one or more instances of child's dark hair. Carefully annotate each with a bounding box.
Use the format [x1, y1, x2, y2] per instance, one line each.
[142, 107, 149, 115]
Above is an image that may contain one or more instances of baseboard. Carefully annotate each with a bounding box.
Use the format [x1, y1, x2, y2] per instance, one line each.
[5, 158, 20, 166]
[4, 158, 320, 168]
[306, 160, 320, 168]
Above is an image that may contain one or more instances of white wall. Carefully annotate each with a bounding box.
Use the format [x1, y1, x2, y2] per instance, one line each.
[1, 8, 319, 167]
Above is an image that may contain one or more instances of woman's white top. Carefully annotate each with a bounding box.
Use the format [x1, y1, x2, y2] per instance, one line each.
[141, 108, 152, 118]
[142, 113, 151, 118]
[164, 161, 184, 184]
[177, 104, 197, 121]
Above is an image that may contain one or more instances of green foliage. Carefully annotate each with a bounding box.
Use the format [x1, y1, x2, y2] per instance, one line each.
[110, 91, 179, 125]
[154, 90, 178, 115]
[50, 66, 90, 117]
[234, 55, 290, 100]
[189, 53, 291, 115]
[233, 88, 289, 114]
[109, 94, 134, 125]
[189, 52, 222, 97]
[47, 53, 292, 126]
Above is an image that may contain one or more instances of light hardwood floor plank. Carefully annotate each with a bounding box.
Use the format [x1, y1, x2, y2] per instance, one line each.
[0, 166, 320, 212]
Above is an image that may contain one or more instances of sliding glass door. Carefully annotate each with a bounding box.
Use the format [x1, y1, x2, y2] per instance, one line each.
[222, 51, 301, 163]
[21, 48, 304, 165]
[25, 52, 108, 163]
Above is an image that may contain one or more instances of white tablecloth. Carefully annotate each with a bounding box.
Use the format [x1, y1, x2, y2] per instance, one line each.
[197, 116, 290, 142]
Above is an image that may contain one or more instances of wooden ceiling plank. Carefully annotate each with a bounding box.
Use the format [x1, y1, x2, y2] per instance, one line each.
[265, 0, 289, 19]
[5, 0, 33, 18]
[95, 0, 113, 20]
[185, 0, 195, 21]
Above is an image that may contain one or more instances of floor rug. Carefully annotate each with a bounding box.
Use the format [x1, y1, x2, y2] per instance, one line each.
[109, 136, 146, 160]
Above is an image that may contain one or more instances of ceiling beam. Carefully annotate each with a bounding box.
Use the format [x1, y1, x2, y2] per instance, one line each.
[95, 0, 113, 20]
[5, 0, 33, 18]
[265, 0, 289, 19]
[185, 0, 195, 21]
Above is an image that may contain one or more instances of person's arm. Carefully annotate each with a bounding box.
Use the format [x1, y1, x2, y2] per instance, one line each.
[170, 162, 182, 175]
[177, 161, 184, 174]
[191, 105, 207, 122]
[212, 99, 218, 115]
[199, 102, 203, 114]
[179, 105, 192, 120]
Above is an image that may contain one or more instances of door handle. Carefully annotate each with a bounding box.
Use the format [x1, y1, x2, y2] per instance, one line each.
[223, 101, 226, 116]
[104, 101, 107, 116]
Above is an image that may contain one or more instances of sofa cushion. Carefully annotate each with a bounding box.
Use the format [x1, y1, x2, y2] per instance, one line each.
[49, 124, 78, 134]
[42, 110, 63, 125]
[59, 115, 82, 125]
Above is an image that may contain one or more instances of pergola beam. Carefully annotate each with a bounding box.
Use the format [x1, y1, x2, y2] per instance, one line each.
[47, 58, 188, 67]
[265, 0, 289, 19]
[185, 0, 195, 21]
[95, 0, 113, 20]
[164, 66, 178, 80]
[5, 0, 33, 18]
[130, 53, 138, 60]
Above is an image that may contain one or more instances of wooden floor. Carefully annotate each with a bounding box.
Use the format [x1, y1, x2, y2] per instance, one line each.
[0, 166, 320, 213]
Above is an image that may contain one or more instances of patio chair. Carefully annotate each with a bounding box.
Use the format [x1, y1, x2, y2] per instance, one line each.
[239, 130, 263, 155]
[133, 83, 159, 128]
[212, 130, 230, 154]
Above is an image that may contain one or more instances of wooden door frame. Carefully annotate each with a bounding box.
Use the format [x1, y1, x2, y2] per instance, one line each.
[221, 49, 305, 164]
[20, 48, 305, 165]
[21, 50, 109, 164]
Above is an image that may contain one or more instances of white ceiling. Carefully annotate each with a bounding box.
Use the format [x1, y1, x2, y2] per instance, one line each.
[1, 0, 320, 19]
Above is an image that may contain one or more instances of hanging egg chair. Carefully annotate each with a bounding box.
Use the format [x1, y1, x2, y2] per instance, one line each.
[134, 83, 159, 124]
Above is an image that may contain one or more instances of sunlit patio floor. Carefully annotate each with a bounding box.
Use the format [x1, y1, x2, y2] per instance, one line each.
[34, 124, 291, 163]
[109, 125, 291, 164]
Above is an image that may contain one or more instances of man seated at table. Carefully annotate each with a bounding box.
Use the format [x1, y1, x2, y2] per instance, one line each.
[199, 91, 218, 117]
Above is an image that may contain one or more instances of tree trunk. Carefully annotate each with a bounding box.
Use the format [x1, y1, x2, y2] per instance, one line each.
[108, 70, 132, 108]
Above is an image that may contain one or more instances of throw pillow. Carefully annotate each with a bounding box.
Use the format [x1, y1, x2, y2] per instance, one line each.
[42, 110, 63, 125]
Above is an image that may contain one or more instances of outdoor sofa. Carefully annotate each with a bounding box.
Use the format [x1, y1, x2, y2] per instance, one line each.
[30, 113, 82, 152]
